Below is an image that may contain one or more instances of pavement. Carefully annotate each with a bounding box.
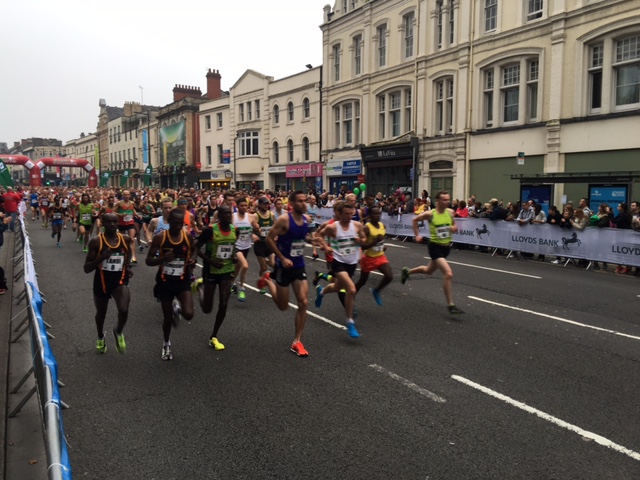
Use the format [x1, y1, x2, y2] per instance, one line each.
[1, 227, 47, 480]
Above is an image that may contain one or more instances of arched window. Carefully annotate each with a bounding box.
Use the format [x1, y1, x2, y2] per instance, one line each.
[287, 140, 294, 162]
[287, 102, 294, 122]
[303, 137, 310, 161]
[273, 141, 280, 163]
[273, 105, 280, 125]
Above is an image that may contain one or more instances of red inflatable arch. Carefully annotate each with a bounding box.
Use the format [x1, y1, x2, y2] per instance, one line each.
[0, 154, 98, 187]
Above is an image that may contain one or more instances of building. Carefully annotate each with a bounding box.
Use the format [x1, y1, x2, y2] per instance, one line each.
[320, 0, 640, 207]
[8, 138, 65, 185]
[64, 132, 98, 185]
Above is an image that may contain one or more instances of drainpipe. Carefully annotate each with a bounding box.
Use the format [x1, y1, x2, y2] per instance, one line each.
[464, 1, 477, 199]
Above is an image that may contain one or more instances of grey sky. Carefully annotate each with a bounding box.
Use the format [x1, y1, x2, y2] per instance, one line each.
[1, 0, 326, 146]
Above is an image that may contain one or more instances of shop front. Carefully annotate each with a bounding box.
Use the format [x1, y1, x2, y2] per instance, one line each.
[360, 141, 418, 197]
[267, 166, 287, 192]
[325, 159, 362, 195]
[286, 163, 323, 194]
[199, 169, 233, 190]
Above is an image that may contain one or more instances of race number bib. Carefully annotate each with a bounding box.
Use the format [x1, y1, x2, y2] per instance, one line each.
[290, 240, 305, 257]
[260, 226, 271, 238]
[436, 226, 451, 239]
[372, 242, 385, 253]
[216, 245, 233, 259]
[238, 227, 252, 242]
[53, 212, 62, 220]
[81, 214, 91, 222]
[337, 239, 356, 255]
[102, 253, 124, 272]
[123, 214, 133, 222]
[164, 259, 185, 276]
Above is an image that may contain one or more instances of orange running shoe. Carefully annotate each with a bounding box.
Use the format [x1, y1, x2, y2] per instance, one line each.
[257, 272, 271, 289]
[290, 341, 309, 357]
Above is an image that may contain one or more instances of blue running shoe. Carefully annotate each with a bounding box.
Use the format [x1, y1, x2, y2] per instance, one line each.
[371, 288, 383, 306]
[314, 285, 324, 308]
[346, 322, 360, 338]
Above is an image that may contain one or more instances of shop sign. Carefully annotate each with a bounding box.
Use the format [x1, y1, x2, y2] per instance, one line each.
[361, 144, 413, 161]
[286, 163, 323, 178]
[326, 159, 361, 177]
[267, 166, 287, 174]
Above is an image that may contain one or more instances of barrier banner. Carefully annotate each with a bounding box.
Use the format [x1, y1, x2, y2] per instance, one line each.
[314, 208, 640, 266]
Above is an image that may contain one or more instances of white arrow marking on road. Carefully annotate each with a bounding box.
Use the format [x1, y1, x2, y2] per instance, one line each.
[369, 364, 446, 403]
[425, 258, 541, 279]
[469, 296, 640, 341]
[452, 375, 640, 462]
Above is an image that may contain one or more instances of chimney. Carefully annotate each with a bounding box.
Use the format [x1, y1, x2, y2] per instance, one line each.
[206, 69, 222, 100]
[173, 84, 202, 102]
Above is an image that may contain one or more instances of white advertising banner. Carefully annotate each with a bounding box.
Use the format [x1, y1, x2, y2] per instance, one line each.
[315, 208, 640, 266]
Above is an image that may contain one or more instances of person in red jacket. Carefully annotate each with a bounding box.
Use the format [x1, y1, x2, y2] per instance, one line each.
[2, 187, 23, 231]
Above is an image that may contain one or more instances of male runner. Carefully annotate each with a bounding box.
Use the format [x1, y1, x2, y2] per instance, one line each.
[146, 208, 196, 360]
[147, 197, 173, 240]
[49, 198, 66, 247]
[252, 196, 275, 294]
[83, 212, 131, 354]
[76, 193, 94, 253]
[40, 190, 51, 228]
[258, 191, 313, 357]
[115, 190, 138, 263]
[194, 205, 237, 351]
[401, 190, 464, 314]
[354, 206, 393, 306]
[314, 201, 366, 338]
[231, 197, 254, 301]
[29, 189, 39, 221]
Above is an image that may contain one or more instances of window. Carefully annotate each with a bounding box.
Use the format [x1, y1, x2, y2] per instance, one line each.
[239, 131, 259, 156]
[217, 112, 223, 128]
[377, 88, 412, 140]
[287, 102, 294, 122]
[303, 137, 310, 161]
[449, 0, 455, 45]
[333, 100, 361, 148]
[303, 98, 310, 118]
[435, 77, 454, 134]
[485, 0, 497, 33]
[206, 146, 212, 166]
[437, 1, 443, 49]
[255, 100, 260, 119]
[484, 70, 494, 127]
[205, 115, 211, 130]
[404, 13, 414, 59]
[377, 24, 387, 67]
[239, 104, 244, 122]
[217, 145, 224, 165]
[527, 60, 539, 120]
[273, 141, 280, 163]
[247, 102, 252, 121]
[353, 35, 363, 75]
[527, 0, 543, 21]
[333, 44, 341, 82]
[273, 105, 280, 124]
[287, 140, 294, 163]
[588, 44, 603, 111]
[502, 64, 520, 122]
[614, 35, 640, 106]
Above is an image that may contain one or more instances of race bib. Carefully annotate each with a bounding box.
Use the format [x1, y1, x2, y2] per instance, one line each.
[238, 227, 252, 242]
[123, 214, 133, 222]
[217, 245, 233, 259]
[372, 242, 385, 253]
[81, 214, 91, 222]
[337, 239, 356, 255]
[53, 213, 62, 220]
[260, 226, 271, 237]
[102, 253, 124, 272]
[290, 240, 305, 257]
[164, 259, 185, 276]
[436, 226, 451, 239]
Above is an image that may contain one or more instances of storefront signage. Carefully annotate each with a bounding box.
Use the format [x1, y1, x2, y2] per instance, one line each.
[223, 150, 231, 164]
[360, 144, 413, 161]
[286, 163, 323, 178]
[326, 159, 361, 177]
[267, 166, 287, 174]
[429, 160, 453, 170]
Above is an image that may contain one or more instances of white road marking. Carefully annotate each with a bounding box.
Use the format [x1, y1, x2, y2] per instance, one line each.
[382, 242, 408, 249]
[425, 258, 541, 279]
[452, 375, 640, 462]
[370, 364, 446, 403]
[469, 296, 640, 341]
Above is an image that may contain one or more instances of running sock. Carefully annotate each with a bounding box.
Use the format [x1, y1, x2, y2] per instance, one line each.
[347, 318, 355, 324]
[163, 340, 171, 347]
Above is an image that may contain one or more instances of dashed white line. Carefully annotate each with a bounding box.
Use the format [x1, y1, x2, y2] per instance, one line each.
[369, 364, 446, 403]
[468, 296, 640, 341]
[425, 258, 542, 279]
[452, 375, 640, 462]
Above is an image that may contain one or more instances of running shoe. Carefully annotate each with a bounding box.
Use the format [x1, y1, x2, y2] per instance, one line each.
[57, 242, 61, 247]
[209, 337, 225, 351]
[171, 299, 181, 327]
[312, 253, 319, 261]
[290, 341, 309, 357]
[51, 232, 55, 238]
[401, 267, 410, 284]
[113, 329, 126, 354]
[231, 283, 238, 295]
[139, 245, 144, 253]
[259, 287, 267, 294]
[131, 257, 138, 264]
[161, 344, 173, 360]
[191, 278, 204, 294]
[82, 247, 88, 253]
[346, 322, 360, 338]
[313, 271, 323, 286]
[238, 290, 246, 302]
[96, 336, 107, 354]
[314, 285, 324, 308]
[257, 272, 270, 289]
[371, 288, 383, 306]
[448, 305, 464, 314]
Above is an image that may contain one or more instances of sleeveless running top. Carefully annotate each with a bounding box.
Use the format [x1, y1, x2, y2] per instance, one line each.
[233, 212, 253, 250]
[78, 203, 93, 225]
[158, 230, 192, 281]
[429, 210, 454, 245]
[363, 222, 386, 258]
[204, 223, 237, 275]
[154, 216, 171, 236]
[96, 233, 129, 293]
[117, 202, 135, 226]
[330, 221, 360, 265]
[275, 213, 308, 269]
[255, 211, 275, 243]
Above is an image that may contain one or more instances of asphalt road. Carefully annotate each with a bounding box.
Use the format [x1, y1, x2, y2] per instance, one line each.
[26, 220, 640, 480]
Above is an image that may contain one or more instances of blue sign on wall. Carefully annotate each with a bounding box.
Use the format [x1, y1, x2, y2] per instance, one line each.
[342, 160, 361, 175]
[521, 184, 552, 216]
[589, 184, 628, 213]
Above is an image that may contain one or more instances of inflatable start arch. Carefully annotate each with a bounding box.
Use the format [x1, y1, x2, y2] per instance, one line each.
[0, 154, 98, 187]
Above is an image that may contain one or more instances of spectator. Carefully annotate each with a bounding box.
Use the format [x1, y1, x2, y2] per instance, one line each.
[547, 205, 562, 226]
[531, 203, 547, 224]
[516, 200, 535, 225]
[591, 204, 613, 270]
[489, 198, 507, 221]
[413, 197, 427, 215]
[578, 198, 592, 218]
[505, 202, 520, 222]
[613, 203, 632, 274]
[454, 200, 469, 218]
[2, 186, 23, 231]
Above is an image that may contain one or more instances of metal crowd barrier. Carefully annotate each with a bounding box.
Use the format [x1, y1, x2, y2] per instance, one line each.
[9, 210, 72, 480]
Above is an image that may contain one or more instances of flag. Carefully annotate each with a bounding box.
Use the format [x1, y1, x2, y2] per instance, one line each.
[143, 164, 152, 187]
[120, 169, 130, 187]
[100, 171, 111, 187]
[0, 160, 13, 187]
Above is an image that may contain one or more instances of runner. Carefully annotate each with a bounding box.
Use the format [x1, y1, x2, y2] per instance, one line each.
[76, 193, 94, 252]
[258, 191, 313, 357]
[314, 201, 366, 338]
[115, 190, 138, 263]
[354, 206, 394, 306]
[230, 197, 254, 302]
[146, 208, 196, 360]
[147, 198, 173, 240]
[29, 189, 39, 221]
[401, 190, 464, 314]
[83, 212, 131, 354]
[193, 205, 237, 351]
[40, 190, 51, 228]
[252, 196, 275, 294]
[48, 197, 66, 247]
[306, 194, 320, 260]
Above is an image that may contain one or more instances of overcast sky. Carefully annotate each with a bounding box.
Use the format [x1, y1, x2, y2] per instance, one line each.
[1, 0, 328, 147]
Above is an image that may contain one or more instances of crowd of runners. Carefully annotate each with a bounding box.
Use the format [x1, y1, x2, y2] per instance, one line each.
[9, 185, 463, 360]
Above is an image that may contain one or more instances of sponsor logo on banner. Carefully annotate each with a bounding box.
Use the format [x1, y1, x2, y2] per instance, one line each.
[24, 160, 35, 170]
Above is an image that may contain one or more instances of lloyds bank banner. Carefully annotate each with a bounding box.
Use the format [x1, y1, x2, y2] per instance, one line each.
[314, 208, 640, 267]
